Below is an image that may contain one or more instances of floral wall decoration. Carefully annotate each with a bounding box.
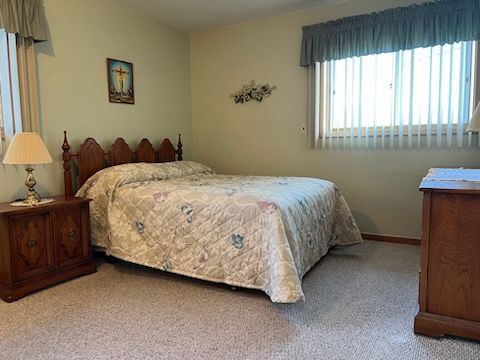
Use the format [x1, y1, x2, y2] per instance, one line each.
[231, 80, 277, 104]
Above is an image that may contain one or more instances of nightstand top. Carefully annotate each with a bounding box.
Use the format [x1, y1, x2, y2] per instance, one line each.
[0, 196, 90, 216]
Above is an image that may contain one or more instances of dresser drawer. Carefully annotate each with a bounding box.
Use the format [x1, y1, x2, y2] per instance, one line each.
[54, 207, 89, 268]
[9, 213, 54, 282]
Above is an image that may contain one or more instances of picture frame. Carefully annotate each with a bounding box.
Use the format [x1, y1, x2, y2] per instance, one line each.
[107, 58, 134, 104]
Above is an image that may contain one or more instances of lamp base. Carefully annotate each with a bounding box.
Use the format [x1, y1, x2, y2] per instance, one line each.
[24, 166, 40, 205]
[24, 190, 39, 205]
[9, 166, 52, 206]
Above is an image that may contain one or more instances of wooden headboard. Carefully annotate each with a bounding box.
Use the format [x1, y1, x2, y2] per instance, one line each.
[62, 131, 183, 197]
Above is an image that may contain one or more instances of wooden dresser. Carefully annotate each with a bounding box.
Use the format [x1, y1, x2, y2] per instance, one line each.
[414, 169, 480, 341]
[0, 196, 96, 302]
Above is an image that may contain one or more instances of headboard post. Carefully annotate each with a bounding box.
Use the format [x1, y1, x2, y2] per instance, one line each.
[62, 131, 74, 197]
[176, 134, 183, 161]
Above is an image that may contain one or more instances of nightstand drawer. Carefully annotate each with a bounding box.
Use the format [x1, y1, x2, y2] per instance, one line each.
[54, 207, 89, 268]
[9, 213, 54, 282]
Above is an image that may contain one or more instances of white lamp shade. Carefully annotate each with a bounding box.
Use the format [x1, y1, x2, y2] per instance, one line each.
[2, 132, 53, 165]
[467, 102, 480, 132]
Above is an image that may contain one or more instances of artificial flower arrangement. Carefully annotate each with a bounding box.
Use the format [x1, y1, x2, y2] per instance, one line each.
[231, 80, 277, 104]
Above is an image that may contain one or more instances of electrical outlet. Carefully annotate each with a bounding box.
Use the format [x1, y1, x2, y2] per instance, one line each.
[300, 123, 307, 136]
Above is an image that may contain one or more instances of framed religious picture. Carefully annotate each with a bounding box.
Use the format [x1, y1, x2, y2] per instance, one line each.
[107, 58, 134, 104]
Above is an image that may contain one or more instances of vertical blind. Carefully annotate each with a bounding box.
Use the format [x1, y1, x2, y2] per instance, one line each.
[318, 41, 476, 149]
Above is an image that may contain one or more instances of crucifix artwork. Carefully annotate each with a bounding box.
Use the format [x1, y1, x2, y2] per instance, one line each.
[107, 58, 134, 104]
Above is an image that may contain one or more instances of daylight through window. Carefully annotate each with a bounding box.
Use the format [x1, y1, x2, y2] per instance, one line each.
[317, 41, 477, 148]
[0, 29, 22, 153]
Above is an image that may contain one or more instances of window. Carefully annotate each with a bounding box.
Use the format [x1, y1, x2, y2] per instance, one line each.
[0, 29, 22, 154]
[317, 41, 478, 148]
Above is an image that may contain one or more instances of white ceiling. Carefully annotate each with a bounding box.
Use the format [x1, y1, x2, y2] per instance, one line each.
[114, 0, 343, 32]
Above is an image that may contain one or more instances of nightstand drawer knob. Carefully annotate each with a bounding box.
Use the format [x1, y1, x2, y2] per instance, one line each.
[27, 240, 37, 248]
[68, 231, 77, 239]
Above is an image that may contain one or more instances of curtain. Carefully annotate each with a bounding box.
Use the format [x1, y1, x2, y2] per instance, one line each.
[0, 0, 43, 156]
[306, 65, 319, 148]
[0, 0, 47, 42]
[475, 42, 480, 107]
[16, 35, 39, 131]
[300, 0, 480, 66]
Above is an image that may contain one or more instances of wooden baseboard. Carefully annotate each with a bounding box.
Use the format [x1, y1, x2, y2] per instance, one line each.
[361, 232, 420, 246]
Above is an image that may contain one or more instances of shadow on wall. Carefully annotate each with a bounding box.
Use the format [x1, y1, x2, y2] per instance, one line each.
[34, 2, 54, 135]
[350, 210, 378, 235]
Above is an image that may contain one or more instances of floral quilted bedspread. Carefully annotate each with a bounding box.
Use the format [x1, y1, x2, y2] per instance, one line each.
[77, 161, 362, 303]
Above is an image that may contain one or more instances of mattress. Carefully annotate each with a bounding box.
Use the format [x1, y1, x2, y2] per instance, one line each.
[77, 161, 362, 303]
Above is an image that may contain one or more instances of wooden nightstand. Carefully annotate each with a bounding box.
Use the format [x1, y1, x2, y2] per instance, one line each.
[0, 196, 96, 302]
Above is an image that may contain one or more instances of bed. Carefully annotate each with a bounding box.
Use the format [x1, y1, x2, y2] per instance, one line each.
[62, 132, 362, 303]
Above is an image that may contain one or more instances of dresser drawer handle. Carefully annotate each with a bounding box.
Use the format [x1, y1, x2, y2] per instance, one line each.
[68, 231, 77, 239]
[28, 240, 37, 248]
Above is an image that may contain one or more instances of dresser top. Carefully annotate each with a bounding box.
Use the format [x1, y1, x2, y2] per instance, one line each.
[420, 168, 480, 194]
[0, 196, 90, 216]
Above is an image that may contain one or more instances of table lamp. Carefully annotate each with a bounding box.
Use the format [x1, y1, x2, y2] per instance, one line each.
[466, 102, 480, 132]
[2, 132, 53, 205]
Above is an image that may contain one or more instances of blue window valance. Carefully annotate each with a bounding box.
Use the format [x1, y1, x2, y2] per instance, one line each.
[300, 0, 480, 66]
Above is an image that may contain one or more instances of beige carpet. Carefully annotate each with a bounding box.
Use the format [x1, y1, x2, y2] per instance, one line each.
[1, 240, 479, 360]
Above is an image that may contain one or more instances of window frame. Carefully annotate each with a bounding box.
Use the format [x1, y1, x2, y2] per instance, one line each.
[317, 41, 480, 140]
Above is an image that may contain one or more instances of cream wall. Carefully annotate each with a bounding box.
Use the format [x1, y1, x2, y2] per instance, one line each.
[0, 0, 192, 202]
[2, 0, 478, 238]
[191, 0, 480, 238]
